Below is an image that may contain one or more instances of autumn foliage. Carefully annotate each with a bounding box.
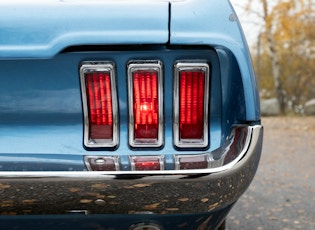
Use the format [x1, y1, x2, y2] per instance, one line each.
[247, 0, 315, 114]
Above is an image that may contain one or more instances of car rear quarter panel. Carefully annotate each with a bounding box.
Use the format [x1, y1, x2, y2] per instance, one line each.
[170, 0, 260, 121]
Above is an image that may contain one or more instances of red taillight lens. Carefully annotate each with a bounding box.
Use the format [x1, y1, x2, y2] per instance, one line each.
[133, 70, 158, 139]
[128, 61, 163, 147]
[174, 62, 209, 148]
[130, 156, 164, 171]
[80, 62, 118, 148]
[85, 72, 113, 139]
[179, 70, 205, 139]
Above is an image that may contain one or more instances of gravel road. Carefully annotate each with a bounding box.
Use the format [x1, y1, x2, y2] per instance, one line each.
[226, 117, 315, 230]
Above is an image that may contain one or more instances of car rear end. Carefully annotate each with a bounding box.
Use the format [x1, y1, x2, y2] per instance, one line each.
[0, 0, 262, 229]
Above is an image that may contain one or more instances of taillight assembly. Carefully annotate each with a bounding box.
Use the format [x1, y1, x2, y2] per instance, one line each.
[127, 61, 163, 147]
[80, 62, 118, 148]
[174, 62, 210, 148]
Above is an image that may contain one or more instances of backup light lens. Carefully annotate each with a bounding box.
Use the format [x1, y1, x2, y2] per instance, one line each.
[128, 61, 163, 147]
[80, 62, 118, 148]
[174, 62, 210, 148]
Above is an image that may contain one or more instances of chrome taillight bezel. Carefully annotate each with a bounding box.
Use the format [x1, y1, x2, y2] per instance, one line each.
[127, 60, 164, 148]
[80, 61, 119, 148]
[173, 61, 210, 148]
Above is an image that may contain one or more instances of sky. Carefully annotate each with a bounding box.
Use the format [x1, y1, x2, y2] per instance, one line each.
[229, 0, 263, 47]
[229, 0, 281, 47]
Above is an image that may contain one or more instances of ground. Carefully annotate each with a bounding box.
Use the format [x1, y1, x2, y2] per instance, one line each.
[227, 117, 315, 230]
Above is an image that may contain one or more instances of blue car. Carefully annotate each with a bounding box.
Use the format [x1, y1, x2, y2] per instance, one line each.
[0, 0, 262, 229]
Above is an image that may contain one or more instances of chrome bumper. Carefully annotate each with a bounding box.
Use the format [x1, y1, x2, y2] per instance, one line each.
[0, 125, 262, 215]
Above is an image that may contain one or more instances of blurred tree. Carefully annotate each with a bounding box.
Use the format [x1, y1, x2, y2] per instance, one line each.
[246, 0, 315, 114]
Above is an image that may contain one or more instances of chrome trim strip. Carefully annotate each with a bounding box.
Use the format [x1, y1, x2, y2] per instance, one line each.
[82, 125, 251, 173]
[0, 125, 262, 215]
[127, 60, 164, 148]
[0, 126, 260, 176]
[173, 61, 210, 148]
[79, 61, 119, 148]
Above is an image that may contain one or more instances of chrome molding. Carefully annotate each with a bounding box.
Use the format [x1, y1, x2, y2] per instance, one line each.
[173, 61, 210, 148]
[175, 125, 252, 172]
[1, 125, 260, 176]
[0, 125, 262, 215]
[80, 125, 251, 173]
[127, 60, 164, 148]
[79, 61, 119, 148]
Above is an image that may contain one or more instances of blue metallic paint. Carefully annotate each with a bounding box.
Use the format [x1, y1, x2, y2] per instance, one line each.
[170, 0, 260, 121]
[0, 48, 225, 171]
[0, 1, 169, 59]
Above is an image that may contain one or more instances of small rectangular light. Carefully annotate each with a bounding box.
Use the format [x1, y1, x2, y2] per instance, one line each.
[130, 156, 164, 171]
[175, 154, 209, 170]
[80, 62, 118, 148]
[128, 61, 163, 147]
[84, 156, 119, 171]
[174, 62, 210, 148]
